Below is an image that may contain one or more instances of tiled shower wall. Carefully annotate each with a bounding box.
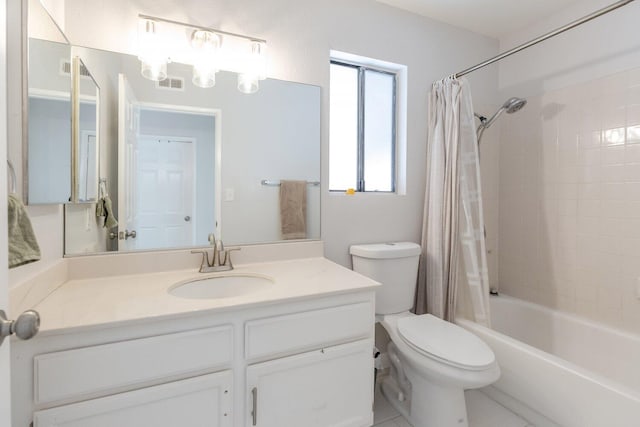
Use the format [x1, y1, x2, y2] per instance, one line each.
[498, 68, 640, 335]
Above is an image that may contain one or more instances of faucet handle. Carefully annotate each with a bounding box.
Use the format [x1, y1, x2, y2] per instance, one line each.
[190, 249, 211, 272]
[221, 247, 241, 268]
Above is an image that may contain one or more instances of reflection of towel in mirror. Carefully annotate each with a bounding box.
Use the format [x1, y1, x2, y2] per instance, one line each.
[96, 195, 118, 229]
[8, 194, 41, 268]
[279, 180, 307, 240]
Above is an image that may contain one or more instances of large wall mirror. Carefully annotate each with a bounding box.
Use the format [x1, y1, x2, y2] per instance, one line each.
[62, 45, 321, 255]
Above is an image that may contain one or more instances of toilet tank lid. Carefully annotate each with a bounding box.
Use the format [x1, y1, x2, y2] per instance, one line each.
[350, 242, 421, 259]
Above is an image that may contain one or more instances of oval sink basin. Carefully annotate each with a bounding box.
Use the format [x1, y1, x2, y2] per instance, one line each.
[169, 274, 274, 299]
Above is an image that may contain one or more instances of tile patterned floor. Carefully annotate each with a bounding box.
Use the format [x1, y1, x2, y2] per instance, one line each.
[373, 385, 534, 427]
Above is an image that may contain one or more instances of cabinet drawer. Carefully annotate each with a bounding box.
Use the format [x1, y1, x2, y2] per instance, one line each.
[245, 302, 373, 361]
[34, 371, 233, 427]
[34, 326, 233, 405]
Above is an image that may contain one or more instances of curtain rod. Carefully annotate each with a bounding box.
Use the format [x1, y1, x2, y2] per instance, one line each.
[454, 0, 635, 78]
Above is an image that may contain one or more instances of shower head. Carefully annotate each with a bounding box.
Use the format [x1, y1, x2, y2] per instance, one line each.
[480, 97, 527, 130]
[476, 96, 527, 145]
[503, 97, 527, 114]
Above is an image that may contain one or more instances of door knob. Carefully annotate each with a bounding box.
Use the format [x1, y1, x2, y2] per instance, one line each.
[0, 309, 40, 346]
[184, 216, 191, 222]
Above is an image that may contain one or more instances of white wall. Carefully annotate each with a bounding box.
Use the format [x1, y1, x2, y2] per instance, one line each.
[496, 0, 640, 333]
[10, 0, 500, 285]
[499, 0, 640, 97]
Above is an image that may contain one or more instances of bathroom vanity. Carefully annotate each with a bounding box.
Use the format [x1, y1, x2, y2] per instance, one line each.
[10, 243, 378, 427]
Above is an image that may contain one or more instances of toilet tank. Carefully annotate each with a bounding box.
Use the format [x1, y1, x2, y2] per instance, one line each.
[350, 242, 421, 315]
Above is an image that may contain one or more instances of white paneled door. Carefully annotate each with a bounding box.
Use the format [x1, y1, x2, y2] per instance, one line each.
[134, 135, 195, 250]
[1, 0, 12, 423]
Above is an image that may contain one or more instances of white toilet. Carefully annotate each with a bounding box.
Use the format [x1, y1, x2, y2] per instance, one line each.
[350, 242, 500, 427]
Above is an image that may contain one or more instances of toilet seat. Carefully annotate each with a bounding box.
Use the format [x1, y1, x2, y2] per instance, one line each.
[397, 314, 495, 371]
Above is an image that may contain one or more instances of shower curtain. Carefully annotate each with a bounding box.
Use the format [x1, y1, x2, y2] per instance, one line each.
[415, 76, 491, 326]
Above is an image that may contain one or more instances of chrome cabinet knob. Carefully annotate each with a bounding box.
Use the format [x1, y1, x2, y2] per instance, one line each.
[0, 309, 40, 346]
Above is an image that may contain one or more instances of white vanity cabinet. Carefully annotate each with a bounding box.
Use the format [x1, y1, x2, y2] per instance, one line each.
[12, 291, 376, 427]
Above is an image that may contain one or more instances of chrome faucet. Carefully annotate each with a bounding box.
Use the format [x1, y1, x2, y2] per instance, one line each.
[191, 234, 240, 273]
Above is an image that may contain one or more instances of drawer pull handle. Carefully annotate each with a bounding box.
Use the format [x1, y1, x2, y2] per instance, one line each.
[251, 387, 258, 426]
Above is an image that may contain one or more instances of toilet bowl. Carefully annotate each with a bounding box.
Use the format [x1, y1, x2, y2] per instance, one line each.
[379, 312, 499, 427]
[350, 242, 500, 427]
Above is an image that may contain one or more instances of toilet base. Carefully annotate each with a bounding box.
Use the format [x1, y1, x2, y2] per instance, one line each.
[380, 375, 411, 423]
[380, 373, 469, 427]
[405, 367, 469, 427]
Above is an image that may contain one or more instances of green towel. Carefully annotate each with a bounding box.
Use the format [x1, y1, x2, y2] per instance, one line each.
[96, 195, 118, 229]
[8, 194, 41, 268]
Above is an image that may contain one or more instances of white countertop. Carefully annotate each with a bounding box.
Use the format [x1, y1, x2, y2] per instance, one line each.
[33, 257, 379, 335]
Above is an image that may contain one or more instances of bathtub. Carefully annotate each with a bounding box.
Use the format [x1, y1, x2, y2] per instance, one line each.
[457, 295, 640, 427]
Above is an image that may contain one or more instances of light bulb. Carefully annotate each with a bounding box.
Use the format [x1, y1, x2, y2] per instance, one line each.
[138, 18, 168, 81]
[191, 30, 220, 88]
[237, 40, 266, 93]
[193, 64, 216, 88]
[237, 73, 259, 94]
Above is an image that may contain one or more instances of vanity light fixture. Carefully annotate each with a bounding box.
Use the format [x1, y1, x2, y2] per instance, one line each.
[137, 18, 169, 82]
[137, 14, 267, 93]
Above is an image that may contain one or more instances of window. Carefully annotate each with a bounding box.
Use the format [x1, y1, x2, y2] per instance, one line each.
[330, 58, 398, 193]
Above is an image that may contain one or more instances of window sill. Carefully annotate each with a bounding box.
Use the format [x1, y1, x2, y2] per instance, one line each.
[328, 190, 404, 197]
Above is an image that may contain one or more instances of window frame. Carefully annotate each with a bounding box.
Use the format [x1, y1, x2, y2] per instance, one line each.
[330, 60, 398, 193]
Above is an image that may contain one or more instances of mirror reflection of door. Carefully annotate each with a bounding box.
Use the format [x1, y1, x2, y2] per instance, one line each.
[136, 135, 195, 250]
[117, 74, 218, 251]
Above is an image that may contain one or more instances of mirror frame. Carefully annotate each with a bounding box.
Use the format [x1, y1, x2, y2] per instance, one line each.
[70, 56, 100, 203]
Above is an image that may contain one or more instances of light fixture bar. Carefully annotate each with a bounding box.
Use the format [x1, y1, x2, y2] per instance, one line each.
[138, 14, 267, 44]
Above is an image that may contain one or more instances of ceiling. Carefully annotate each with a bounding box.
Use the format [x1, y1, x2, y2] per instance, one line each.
[376, 0, 581, 38]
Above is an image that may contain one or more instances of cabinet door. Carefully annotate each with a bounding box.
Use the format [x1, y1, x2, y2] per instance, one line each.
[246, 340, 373, 427]
[34, 371, 232, 427]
